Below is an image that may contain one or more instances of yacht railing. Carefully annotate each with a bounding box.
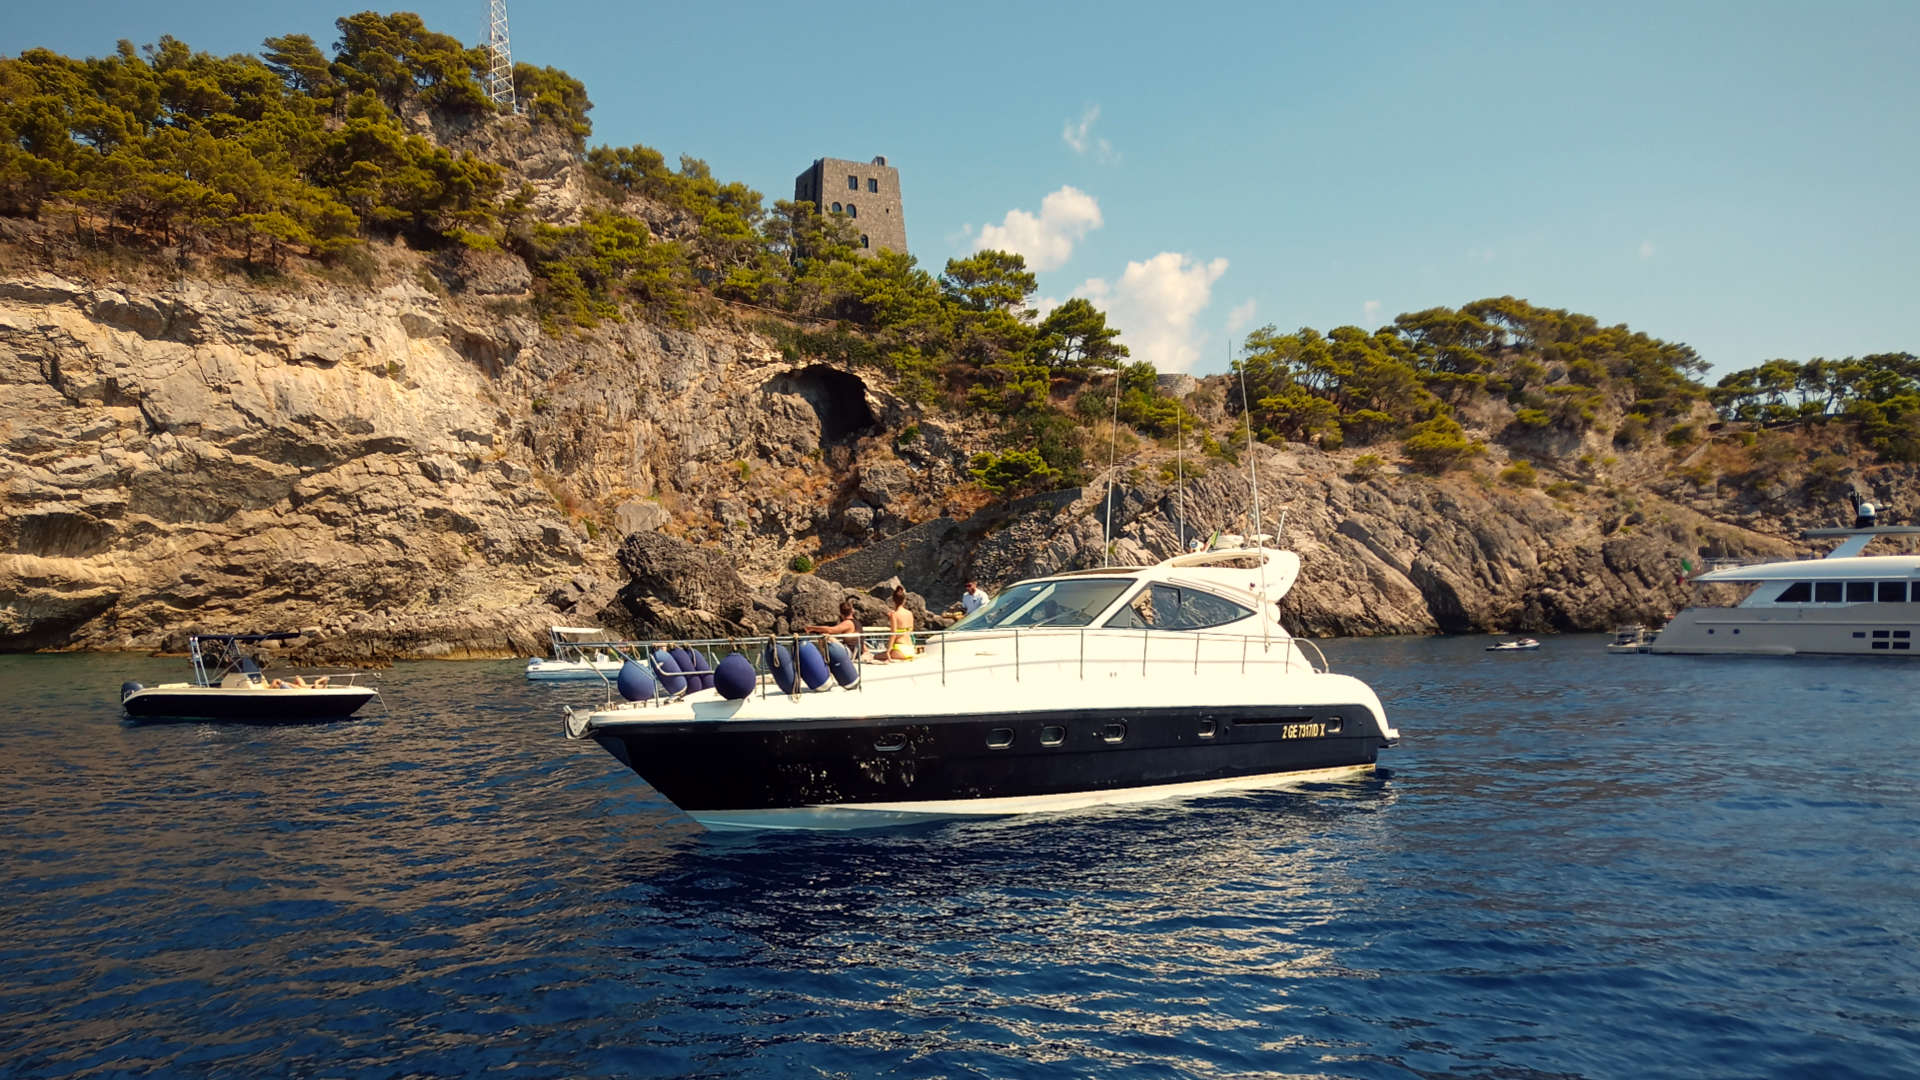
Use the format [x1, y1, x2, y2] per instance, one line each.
[575, 627, 1337, 710]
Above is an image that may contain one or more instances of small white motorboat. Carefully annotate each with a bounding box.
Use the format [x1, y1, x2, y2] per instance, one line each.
[1485, 638, 1541, 652]
[121, 633, 379, 723]
[1606, 625, 1658, 653]
[526, 627, 628, 681]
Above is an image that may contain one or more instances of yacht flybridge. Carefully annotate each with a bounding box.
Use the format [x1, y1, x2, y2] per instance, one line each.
[564, 544, 1398, 831]
[1646, 520, 1920, 656]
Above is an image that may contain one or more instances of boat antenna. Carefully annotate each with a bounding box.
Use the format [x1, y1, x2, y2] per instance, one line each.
[1236, 340, 1262, 542]
[1176, 406, 1186, 552]
[1102, 359, 1122, 566]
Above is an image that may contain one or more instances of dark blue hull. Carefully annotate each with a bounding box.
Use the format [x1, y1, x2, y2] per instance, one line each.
[592, 703, 1390, 815]
[122, 689, 377, 724]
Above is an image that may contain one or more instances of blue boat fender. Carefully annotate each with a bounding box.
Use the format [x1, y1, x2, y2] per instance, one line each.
[679, 647, 715, 692]
[713, 652, 756, 700]
[796, 641, 831, 690]
[651, 648, 687, 695]
[615, 660, 655, 703]
[826, 642, 859, 688]
[761, 642, 796, 694]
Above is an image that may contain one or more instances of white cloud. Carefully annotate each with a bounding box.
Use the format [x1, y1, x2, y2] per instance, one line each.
[1467, 247, 1496, 263]
[1062, 105, 1116, 162]
[1362, 299, 1382, 325]
[971, 186, 1104, 272]
[1074, 253, 1229, 374]
[1225, 299, 1258, 334]
[1639, 239, 1656, 259]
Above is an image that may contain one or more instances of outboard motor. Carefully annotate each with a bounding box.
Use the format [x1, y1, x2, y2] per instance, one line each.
[120, 681, 143, 702]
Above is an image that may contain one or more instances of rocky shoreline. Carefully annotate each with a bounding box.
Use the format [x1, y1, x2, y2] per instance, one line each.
[1, 262, 1911, 662]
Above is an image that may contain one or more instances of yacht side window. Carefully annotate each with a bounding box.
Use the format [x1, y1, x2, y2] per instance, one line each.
[947, 578, 1133, 631]
[1845, 581, 1874, 603]
[1776, 582, 1812, 603]
[1814, 582, 1843, 603]
[1878, 581, 1908, 602]
[1104, 584, 1252, 631]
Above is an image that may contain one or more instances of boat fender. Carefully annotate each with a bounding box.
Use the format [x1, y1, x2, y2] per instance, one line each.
[615, 659, 656, 703]
[796, 641, 831, 690]
[713, 652, 756, 700]
[677, 646, 714, 692]
[120, 680, 144, 702]
[826, 642, 859, 688]
[762, 642, 796, 694]
[664, 646, 694, 690]
[651, 649, 687, 696]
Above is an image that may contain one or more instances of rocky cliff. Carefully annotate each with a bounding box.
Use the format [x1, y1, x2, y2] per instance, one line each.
[1, 251, 1912, 657]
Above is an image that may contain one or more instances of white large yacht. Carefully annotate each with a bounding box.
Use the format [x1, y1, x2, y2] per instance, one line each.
[1648, 509, 1920, 656]
[563, 544, 1397, 831]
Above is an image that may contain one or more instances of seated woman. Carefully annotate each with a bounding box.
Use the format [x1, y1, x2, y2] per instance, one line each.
[805, 600, 867, 659]
[884, 586, 917, 661]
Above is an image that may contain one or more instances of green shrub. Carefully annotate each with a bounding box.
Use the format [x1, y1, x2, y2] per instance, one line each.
[1402, 416, 1485, 473]
[970, 448, 1062, 495]
[789, 554, 814, 573]
[1349, 453, 1385, 480]
[1500, 460, 1538, 487]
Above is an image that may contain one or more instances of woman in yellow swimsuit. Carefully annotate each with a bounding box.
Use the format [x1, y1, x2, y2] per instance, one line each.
[885, 585, 916, 660]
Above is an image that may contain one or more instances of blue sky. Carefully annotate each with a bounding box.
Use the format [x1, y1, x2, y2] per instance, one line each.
[9, 1, 1917, 375]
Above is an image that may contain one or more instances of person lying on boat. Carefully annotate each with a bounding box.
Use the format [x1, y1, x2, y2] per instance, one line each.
[805, 601, 867, 659]
[881, 586, 917, 661]
[269, 675, 329, 689]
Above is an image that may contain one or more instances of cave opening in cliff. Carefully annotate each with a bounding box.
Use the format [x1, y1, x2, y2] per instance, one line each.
[766, 365, 878, 445]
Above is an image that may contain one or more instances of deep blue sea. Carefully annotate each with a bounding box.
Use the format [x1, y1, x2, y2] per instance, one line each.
[1, 636, 1915, 1079]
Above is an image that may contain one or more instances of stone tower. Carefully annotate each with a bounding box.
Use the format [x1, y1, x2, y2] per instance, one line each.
[793, 155, 907, 256]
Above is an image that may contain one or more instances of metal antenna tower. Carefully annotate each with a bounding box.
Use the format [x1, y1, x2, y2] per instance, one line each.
[484, 0, 517, 113]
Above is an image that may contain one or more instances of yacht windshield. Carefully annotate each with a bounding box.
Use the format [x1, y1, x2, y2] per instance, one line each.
[945, 578, 1133, 631]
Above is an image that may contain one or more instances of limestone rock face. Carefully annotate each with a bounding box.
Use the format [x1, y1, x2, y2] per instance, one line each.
[0, 266, 913, 655]
[610, 532, 759, 638]
[2, 255, 1912, 658]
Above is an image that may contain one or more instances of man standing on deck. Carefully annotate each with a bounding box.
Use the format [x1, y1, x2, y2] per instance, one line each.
[960, 578, 990, 615]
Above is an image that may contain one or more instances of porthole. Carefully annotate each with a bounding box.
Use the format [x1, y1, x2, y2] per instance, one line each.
[987, 727, 1014, 749]
[1197, 719, 1216, 738]
[1324, 715, 1344, 734]
[1040, 725, 1065, 746]
[875, 732, 906, 752]
[1101, 722, 1126, 744]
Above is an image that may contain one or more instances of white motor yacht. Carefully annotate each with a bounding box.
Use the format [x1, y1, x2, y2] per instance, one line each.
[1648, 515, 1920, 657]
[525, 627, 628, 681]
[563, 545, 1397, 831]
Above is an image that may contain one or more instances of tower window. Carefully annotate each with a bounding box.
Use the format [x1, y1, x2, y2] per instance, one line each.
[847, 203, 857, 218]
[860, 235, 869, 248]
[868, 177, 878, 192]
[831, 202, 842, 213]
[847, 174, 858, 190]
